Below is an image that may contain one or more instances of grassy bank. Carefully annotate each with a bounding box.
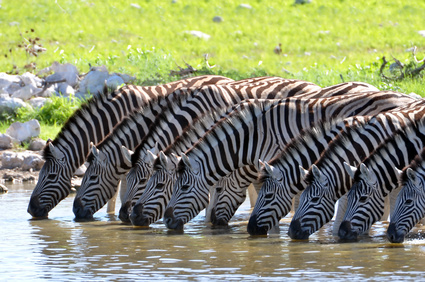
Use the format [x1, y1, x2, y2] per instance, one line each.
[1, 0, 424, 140]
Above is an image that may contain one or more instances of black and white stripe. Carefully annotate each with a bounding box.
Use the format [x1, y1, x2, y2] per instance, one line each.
[162, 91, 416, 230]
[27, 75, 233, 218]
[288, 102, 425, 240]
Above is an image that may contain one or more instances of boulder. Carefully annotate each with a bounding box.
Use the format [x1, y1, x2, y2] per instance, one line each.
[22, 154, 44, 171]
[28, 138, 46, 151]
[1, 151, 44, 170]
[11, 84, 42, 101]
[46, 62, 79, 87]
[1, 151, 25, 169]
[0, 183, 8, 193]
[0, 94, 29, 115]
[77, 66, 109, 95]
[28, 97, 47, 108]
[115, 73, 135, 84]
[20, 72, 43, 88]
[0, 133, 13, 149]
[0, 73, 20, 91]
[6, 119, 41, 143]
[106, 75, 125, 90]
[57, 82, 75, 96]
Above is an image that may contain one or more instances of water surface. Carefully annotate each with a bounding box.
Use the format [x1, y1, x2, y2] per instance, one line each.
[1, 182, 425, 281]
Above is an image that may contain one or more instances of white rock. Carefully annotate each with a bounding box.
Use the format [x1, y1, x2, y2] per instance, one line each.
[186, 30, 211, 40]
[0, 133, 13, 149]
[28, 97, 47, 108]
[238, 4, 252, 9]
[57, 82, 75, 96]
[5, 82, 21, 95]
[74, 164, 87, 177]
[115, 73, 135, 84]
[46, 62, 79, 87]
[106, 75, 125, 90]
[28, 138, 46, 151]
[1, 152, 24, 169]
[20, 72, 43, 88]
[39, 86, 58, 98]
[130, 3, 141, 9]
[0, 72, 20, 90]
[78, 66, 109, 95]
[418, 30, 425, 38]
[409, 92, 422, 99]
[6, 119, 41, 143]
[11, 84, 42, 101]
[0, 95, 29, 115]
[22, 154, 45, 171]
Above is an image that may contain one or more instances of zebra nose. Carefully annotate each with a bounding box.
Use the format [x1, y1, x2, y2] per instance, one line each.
[130, 203, 148, 227]
[118, 201, 132, 223]
[210, 208, 229, 227]
[27, 195, 49, 218]
[247, 214, 268, 235]
[288, 218, 310, 240]
[73, 197, 94, 220]
[338, 221, 358, 240]
[387, 223, 405, 243]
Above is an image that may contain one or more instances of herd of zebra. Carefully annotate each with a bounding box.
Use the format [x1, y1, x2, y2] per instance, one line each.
[26, 74, 425, 243]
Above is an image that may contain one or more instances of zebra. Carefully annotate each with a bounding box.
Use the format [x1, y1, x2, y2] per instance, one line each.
[124, 81, 380, 224]
[287, 102, 425, 240]
[387, 148, 425, 243]
[27, 75, 233, 218]
[73, 78, 323, 219]
[338, 121, 425, 240]
[161, 91, 416, 230]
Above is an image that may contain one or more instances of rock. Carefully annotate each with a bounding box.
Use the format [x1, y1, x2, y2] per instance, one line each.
[0, 133, 13, 149]
[48, 62, 79, 87]
[238, 4, 252, 9]
[115, 73, 135, 84]
[5, 82, 21, 95]
[409, 92, 422, 99]
[106, 75, 125, 90]
[186, 30, 211, 40]
[28, 138, 46, 151]
[74, 164, 87, 177]
[0, 183, 8, 193]
[77, 66, 109, 95]
[418, 30, 425, 38]
[11, 84, 42, 101]
[1, 151, 25, 169]
[57, 82, 75, 96]
[28, 97, 47, 108]
[20, 72, 43, 88]
[295, 0, 312, 3]
[213, 16, 223, 23]
[0, 94, 29, 115]
[6, 120, 41, 143]
[39, 86, 58, 98]
[22, 154, 44, 171]
[0, 72, 20, 91]
[130, 3, 141, 9]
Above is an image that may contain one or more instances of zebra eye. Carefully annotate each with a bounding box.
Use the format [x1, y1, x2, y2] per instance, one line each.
[265, 192, 274, 200]
[47, 174, 56, 180]
[311, 196, 320, 204]
[156, 183, 164, 190]
[181, 184, 190, 192]
[405, 199, 413, 206]
[90, 175, 98, 181]
[216, 187, 223, 194]
[359, 195, 368, 203]
[140, 178, 147, 184]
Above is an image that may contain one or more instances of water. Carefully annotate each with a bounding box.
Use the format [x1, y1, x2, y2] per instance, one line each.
[1, 182, 425, 281]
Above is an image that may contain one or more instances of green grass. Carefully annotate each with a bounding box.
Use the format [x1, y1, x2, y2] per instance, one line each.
[1, 0, 425, 141]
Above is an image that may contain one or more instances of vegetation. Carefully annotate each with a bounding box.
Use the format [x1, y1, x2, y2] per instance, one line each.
[0, 0, 424, 140]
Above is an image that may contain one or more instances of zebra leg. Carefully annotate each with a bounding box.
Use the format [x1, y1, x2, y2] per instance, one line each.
[107, 186, 118, 214]
[332, 195, 348, 236]
[106, 176, 127, 214]
[380, 194, 390, 221]
[248, 183, 259, 208]
[205, 186, 217, 223]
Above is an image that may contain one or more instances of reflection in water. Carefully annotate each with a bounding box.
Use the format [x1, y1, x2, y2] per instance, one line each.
[1, 182, 425, 280]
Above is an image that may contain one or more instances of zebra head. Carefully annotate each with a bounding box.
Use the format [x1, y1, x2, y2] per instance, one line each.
[387, 167, 425, 243]
[210, 169, 249, 227]
[73, 144, 131, 219]
[28, 141, 72, 218]
[248, 160, 292, 235]
[119, 146, 158, 223]
[288, 164, 336, 240]
[339, 163, 383, 240]
[164, 153, 209, 230]
[130, 152, 180, 227]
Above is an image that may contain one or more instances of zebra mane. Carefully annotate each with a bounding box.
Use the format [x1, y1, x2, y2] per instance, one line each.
[399, 150, 425, 185]
[42, 84, 116, 160]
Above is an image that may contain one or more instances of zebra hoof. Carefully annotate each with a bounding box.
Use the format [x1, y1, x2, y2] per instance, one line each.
[387, 223, 405, 243]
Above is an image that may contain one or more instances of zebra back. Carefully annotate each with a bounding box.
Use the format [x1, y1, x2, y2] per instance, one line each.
[288, 102, 425, 240]
[27, 75, 233, 218]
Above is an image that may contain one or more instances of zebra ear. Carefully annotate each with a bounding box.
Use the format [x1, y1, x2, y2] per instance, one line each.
[159, 151, 169, 169]
[49, 142, 65, 160]
[311, 164, 325, 182]
[299, 166, 309, 180]
[150, 143, 159, 155]
[181, 153, 199, 173]
[121, 146, 134, 167]
[145, 149, 157, 166]
[360, 163, 376, 184]
[91, 144, 108, 164]
[344, 162, 357, 179]
[406, 168, 419, 187]
[259, 159, 272, 175]
[394, 167, 403, 177]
